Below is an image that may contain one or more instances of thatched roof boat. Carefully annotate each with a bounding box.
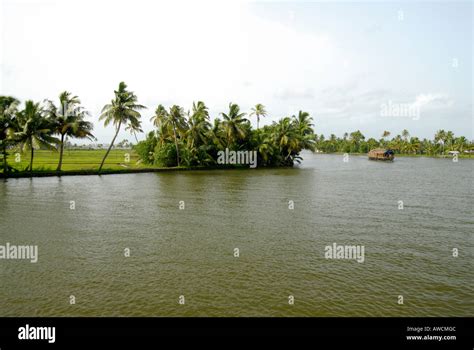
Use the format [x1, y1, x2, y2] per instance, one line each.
[368, 148, 394, 161]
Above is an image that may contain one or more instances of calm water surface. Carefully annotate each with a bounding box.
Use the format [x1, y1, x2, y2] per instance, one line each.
[0, 154, 473, 316]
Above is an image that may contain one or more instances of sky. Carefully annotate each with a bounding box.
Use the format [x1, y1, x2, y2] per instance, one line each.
[0, 0, 472, 144]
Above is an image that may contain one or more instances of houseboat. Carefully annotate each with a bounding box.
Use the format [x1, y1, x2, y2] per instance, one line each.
[368, 148, 395, 161]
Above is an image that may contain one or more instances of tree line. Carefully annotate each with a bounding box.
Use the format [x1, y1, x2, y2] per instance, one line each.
[136, 101, 316, 167]
[1, 81, 472, 175]
[0, 82, 145, 174]
[314, 130, 472, 155]
[0, 81, 317, 173]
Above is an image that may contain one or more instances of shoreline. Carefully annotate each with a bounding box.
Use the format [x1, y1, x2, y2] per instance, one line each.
[313, 152, 473, 159]
[0, 165, 291, 179]
[2, 152, 472, 179]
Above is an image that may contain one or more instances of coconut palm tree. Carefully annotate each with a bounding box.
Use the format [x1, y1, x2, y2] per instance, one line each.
[434, 130, 447, 154]
[45, 91, 95, 171]
[349, 130, 365, 153]
[250, 103, 267, 129]
[407, 137, 421, 154]
[454, 136, 468, 153]
[402, 129, 410, 141]
[167, 105, 187, 166]
[14, 100, 59, 173]
[187, 101, 211, 150]
[99, 82, 145, 173]
[293, 110, 314, 136]
[0, 96, 20, 174]
[445, 131, 455, 151]
[150, 104, 168, 129]
[221, 103, 248, 147]
[272, 117, 301, 165]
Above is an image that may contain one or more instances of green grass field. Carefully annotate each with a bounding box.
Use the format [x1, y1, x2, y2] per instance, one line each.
[4, 149, 151, 172]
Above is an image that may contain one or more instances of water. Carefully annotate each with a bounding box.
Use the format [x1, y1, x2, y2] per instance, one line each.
[0, 153, 473, 316]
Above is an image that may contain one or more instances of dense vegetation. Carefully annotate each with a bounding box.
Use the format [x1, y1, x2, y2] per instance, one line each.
[135, 102, 316, 167]
[1, 81, 472, 176]
[314, 130, 472, 156]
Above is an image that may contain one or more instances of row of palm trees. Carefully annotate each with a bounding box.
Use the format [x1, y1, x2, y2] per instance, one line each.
[1, 81, 317, 173]
[0, 82, 148, 174]
[0, 93, 95, 174]
[315, 129, 472, 155]
[137, 102, 316, 167]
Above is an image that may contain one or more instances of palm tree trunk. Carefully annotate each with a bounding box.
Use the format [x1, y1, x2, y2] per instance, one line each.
[257, 116, 260, 130]
[29, 146, 34, 174]
[57, 133, 65, 172]
[172, 125, 180, 166]
[99, 121, 122, 173]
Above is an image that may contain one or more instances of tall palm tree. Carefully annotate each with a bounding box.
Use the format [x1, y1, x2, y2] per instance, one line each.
[14, 100, 59, 173]
[150, 104, 168, 129]
[445, 131, 455, 150]
[402, 129, 410, 141]
[293, 110, 314, 136]
[250, 103, 267, 129]
[0, 96, 20, 174]
[434, 130, 447, 154]
[221, 103, 248, 147]
[167, 105, 187, 166]
[45, 91, 95, 171]
[381, 130, 391, 147]
[292, 112, 316, 151]
[99, 82, 145, 173]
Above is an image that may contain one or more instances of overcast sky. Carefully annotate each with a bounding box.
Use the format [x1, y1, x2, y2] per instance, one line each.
[0, 0, 472, 143]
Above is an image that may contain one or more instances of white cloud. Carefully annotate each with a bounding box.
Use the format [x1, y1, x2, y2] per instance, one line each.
[412, 93, 453, 109]
[1, 0, 471, 141]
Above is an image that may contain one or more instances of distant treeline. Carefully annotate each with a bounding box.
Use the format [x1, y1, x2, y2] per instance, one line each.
[314, 130, 473, 155]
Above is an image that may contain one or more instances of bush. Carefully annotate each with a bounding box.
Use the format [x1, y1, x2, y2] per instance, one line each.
[154, 143, 178, 167]
[133, 132, 156, 165]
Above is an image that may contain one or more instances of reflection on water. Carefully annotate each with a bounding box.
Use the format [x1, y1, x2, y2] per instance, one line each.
[0, 154, 473, 316]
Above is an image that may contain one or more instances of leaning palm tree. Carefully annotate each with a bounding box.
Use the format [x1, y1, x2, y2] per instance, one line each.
[14, 100, 59, 173]
[0, 96, 20, 174]
[45, 91, 95, 171]
[250, 103, 267, 129]
[98, 82, 145, 173]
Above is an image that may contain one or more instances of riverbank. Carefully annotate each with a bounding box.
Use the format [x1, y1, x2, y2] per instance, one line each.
[0, 149, 278, 178]
[316, 152, 473, 159]
[2, 149, 472, 179]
